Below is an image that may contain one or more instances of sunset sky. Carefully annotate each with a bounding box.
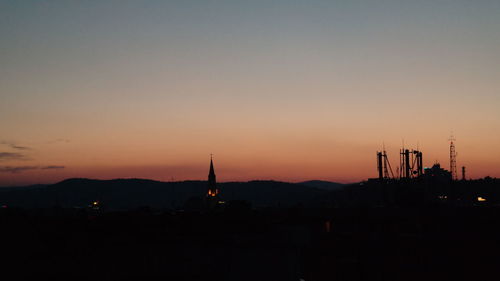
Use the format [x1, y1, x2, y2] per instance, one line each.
[1, 1, 499, 186]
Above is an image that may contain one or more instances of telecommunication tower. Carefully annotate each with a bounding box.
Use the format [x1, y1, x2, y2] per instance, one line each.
[376, 148, 394, 180]
[449, 135, 457, 181]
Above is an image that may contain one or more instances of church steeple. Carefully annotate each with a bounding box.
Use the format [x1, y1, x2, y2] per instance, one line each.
[209, 156, 216, 183]
[207, 155, 219, 198]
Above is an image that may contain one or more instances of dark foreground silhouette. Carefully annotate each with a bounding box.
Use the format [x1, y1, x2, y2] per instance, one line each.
[1, 177, 500, 280]
[2, 205, 500, 281]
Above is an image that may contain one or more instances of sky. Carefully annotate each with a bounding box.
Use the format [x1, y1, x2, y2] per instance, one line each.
[1, 0, 500, 186]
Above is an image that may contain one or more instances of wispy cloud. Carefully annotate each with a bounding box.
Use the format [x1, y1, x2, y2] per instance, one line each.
[0, 141, 31, 150]
[0, 152, 26, 161]
[0, 166, 38, 173]
[10, 144, 31, 150]
[0, 165, 66, 173]
[46, 138, 70, 144]
[40, 165, 65, 170]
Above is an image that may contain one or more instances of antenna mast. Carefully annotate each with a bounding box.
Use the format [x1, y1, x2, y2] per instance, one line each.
[449, 135, 457, 181]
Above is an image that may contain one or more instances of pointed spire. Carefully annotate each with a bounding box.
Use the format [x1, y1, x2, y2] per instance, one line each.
[207, 154, 217, 198]
[209, 154, 215, 176]
[208, 154, 216, 186]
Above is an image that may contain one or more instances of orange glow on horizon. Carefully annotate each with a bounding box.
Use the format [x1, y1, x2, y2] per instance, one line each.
[1, 3, 500, 186]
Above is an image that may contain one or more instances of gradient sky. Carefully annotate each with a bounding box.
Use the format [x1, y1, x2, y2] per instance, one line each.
[1, 0, 499, 186]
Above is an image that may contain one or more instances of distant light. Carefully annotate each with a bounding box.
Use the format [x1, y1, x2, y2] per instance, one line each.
[207, 189, 219, 197]
[438, 195, 448, 200]
[89, 201, 100, 210]
[478, 197, 487, 202]
[1, 205, 7, 208]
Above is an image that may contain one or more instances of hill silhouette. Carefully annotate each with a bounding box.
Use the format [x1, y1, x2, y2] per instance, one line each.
[299, 180, 346, 190]
[0, 178, 331, 210]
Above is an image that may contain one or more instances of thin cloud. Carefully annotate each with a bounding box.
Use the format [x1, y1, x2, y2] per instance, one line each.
[10, 144, 31, 150]
[0, 141, 31, 150]
[0, 166, 38, 173]
[40, 165, 65, 170]
[0, 152, 26, 161]
[46, 138, 70, 144]
[0, 165, 66, 173]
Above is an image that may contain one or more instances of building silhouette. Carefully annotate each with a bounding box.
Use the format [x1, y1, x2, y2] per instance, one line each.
[423, 163, 452, 183]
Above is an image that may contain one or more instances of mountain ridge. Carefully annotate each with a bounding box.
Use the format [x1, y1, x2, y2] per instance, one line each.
[0, 177, 338, 210]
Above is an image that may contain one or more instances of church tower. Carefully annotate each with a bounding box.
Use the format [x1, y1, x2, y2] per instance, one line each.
[206, 155, 219, 198]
